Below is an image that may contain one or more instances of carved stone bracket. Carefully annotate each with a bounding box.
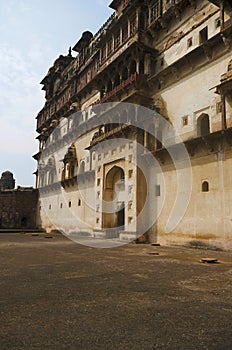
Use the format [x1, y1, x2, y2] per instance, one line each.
[154, 153, 165, 164]
[159, 17, 167, 29]
[225, 130, 232, 146]
[188, 0, 196, 8]
[202, 136, 215, 153]
[220, 33, 232, 50]
[186, 143, 198, 157]
[174, 8, 181, 21]
[203, 45, 213, 60]
[185, 55, 194, 70]
[170, 67, 179, 80]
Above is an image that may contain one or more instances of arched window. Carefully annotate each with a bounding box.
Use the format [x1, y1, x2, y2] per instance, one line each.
[106, 80, 113, 92]
[114, 74, 120, 87]
[62, 144, 77, 179]
[139, 59, 145, 74]
[122, 67, 128, 81]
[197, 114, 210, 137]
[202, 181, 209, 192]
[69, 163, 75, 178]
[129, 60, 136, 75]
[39, 174, 45, 187]
[48, 170, 54, 184]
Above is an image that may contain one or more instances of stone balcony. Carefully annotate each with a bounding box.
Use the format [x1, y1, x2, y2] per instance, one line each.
[89, 124, 131, 148]
[93, 73, 147, 105]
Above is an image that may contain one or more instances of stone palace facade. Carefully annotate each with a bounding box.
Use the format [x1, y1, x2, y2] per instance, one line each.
[34, 0, 232, 249]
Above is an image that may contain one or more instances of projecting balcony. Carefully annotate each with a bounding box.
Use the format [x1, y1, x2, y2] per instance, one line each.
[93, 73, 147, 105]
[61, 176, 77, 189]
[89, 124, 132, 148]
[39, 182, 61, 194]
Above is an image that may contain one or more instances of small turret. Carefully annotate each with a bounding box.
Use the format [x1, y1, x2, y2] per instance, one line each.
[0, 171, 15, 191]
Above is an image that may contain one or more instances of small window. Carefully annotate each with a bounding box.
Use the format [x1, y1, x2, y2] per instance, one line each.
[187, 37, 193, 48]
[69, 201, 72, 208]
[97, 179, 101, 186]
[60, 203, 63, 209]
[199, 27, 208, 44]
[202, 181, 209, 192]
[49, 204, 52, 210]
[215, 17, 220, 28]
[96, 218, 99, 224]
[197, 114, 210, 137]
[182, 116, 188, 126]
[78, 199, 81, 206]
[155, 185, 161, 196]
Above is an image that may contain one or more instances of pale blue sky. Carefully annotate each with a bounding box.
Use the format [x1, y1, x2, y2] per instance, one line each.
[0, 0, 113, 186]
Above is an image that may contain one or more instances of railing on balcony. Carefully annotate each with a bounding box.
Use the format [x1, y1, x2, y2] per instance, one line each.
[37, 6, 141, 131]
[37, 82, 77, 130]
[90, 124, 130, 147]
[93, 73, 145, 105]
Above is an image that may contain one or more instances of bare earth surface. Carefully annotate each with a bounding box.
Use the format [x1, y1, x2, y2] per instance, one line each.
[0, 232, 231, 350]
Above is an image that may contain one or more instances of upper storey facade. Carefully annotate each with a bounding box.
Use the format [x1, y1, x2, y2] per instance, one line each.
[36, 0, 232, 144]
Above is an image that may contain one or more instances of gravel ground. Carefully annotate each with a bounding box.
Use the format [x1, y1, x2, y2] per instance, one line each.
[0, 232, 231, 350]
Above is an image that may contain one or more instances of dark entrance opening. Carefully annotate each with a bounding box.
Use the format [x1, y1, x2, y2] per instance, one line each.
[21, 216, 28, 228]
[117, 203, 125, 228]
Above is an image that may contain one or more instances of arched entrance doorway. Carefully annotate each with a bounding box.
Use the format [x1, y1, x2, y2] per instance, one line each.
[103, 166, 125, 230]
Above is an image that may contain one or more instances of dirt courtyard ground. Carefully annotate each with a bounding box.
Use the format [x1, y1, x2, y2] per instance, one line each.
[0, 232, 231, 350]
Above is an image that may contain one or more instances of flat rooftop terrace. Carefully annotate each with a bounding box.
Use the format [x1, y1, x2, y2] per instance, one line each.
[0, 232, 231, 349]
